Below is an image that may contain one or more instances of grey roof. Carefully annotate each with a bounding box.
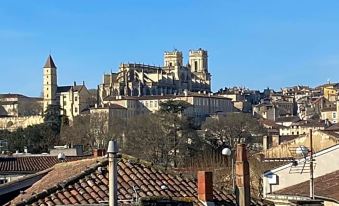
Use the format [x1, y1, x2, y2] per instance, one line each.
[43, 55, 56, 68]
[72, 85, 84, 92]
[56, 86, 72, 93]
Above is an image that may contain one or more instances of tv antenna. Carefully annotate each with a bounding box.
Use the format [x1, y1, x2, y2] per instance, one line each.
[263, 129, 315, 199]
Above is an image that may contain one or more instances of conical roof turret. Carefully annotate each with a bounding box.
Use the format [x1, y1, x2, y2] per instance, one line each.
[43, 55, 56, 68]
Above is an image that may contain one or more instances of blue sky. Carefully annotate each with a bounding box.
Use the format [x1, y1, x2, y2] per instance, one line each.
[1, 0, 339, 97]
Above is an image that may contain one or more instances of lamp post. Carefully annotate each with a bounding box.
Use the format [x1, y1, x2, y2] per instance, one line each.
[222, 147, 235, 193]
[107, 140, 119, 206]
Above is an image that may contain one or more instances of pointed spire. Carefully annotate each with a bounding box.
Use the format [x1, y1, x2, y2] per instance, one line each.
[44, 55, 56, 68]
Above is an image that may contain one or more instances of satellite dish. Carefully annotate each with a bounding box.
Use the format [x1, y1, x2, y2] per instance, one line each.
[296, 146, 309, 157]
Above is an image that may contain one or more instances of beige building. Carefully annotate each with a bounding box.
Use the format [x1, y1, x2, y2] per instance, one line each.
[0, 94, 43, 131]
[43, 55, 91, 121]
[263, 144, 339, 206]
[98, 49, 211, 104]
[101, 92, 233, 120]
[321, 107, 337, 123]
[0, 94, 42, 117]
[57, 83, 91, 121]
[279, 120, 326, 136]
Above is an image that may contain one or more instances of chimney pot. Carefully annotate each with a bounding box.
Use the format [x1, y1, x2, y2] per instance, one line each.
[197, 171, 213, 203]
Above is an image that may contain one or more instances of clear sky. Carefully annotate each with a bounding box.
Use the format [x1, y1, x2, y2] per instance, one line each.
[1, 0, 339, 97]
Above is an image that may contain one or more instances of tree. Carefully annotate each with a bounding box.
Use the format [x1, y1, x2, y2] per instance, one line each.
[89, 110, 126, 149]
[124, 114, 168, 165]
[159, 99, 191, 113]
[43, 104, 62, 135]
[202, 112, 264, 150]
[157, 100, 201, 167]
[60, 115, 93, 149]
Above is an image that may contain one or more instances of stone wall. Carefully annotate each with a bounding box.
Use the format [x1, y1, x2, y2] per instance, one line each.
[0, 115, 44, 131]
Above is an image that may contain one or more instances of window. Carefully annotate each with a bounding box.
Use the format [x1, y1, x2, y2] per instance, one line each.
[150, 101, 153, 107]
[169, 62, 173, 67]
[333, 112, 337, 119]
[75, 97, 78, 101]
[63, 101, 67, 106]
[194, 61, 198, 72]
[75, 107, 78, 113]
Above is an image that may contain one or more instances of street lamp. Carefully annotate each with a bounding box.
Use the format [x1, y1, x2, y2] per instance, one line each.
[222, 147, 235, 194]
[107, 140, 119, 206]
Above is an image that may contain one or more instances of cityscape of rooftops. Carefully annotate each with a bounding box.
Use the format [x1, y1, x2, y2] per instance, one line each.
[1, 1, 339, 206]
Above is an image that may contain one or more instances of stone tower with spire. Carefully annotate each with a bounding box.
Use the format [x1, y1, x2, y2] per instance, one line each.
[43, 55, 58, 112]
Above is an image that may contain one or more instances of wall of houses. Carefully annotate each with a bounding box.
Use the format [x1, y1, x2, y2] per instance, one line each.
[264, 131, 339, 158]
[279, 125, 324, 136]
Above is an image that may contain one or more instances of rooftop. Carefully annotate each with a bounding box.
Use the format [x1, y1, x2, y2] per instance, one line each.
[0, 155, 90, 175]
[274, 170, 339, 202]
[11, 155, 268, 206]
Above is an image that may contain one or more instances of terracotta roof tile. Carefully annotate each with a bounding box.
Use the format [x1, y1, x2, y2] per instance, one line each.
[0, 155, 90, 174]
[11, 156, 269, 206]
[274, 170, 339, 201]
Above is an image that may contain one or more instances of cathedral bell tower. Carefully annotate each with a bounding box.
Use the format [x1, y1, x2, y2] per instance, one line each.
[43, 55, 58, 112]
[189, 48, 208, 73]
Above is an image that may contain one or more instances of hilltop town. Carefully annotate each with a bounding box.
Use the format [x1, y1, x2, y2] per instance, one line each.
[1, 49, 339, 206]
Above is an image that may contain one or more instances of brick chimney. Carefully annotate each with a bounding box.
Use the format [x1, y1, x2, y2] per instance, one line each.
[197, 171, 213, 203]
[235, 144, 250, 206]
[93, 148, 106, 157]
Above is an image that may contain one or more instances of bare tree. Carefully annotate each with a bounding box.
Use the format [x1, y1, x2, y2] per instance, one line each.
[202, 112, 264, 150]
[60, 115, 93, 148]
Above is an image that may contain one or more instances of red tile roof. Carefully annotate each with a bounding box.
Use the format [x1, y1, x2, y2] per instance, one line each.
[274, 170, 339, 202]
[0, 155, 90, 174]
[10, 156, 269, 206]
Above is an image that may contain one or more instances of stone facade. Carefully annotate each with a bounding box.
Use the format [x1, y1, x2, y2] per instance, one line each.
[0, 94, 42, 117]
[0, 116, 44, 131]
[98, 49, 211, 104]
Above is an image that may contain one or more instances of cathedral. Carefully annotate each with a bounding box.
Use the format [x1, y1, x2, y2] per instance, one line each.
[98, 49, 211, 102]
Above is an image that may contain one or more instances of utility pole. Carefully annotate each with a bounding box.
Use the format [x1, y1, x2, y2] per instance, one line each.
[309, 129, 315, 199]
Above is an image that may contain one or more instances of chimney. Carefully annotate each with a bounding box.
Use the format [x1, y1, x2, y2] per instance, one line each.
[271, 135, 280, 147]
[74, 81, 76, 86]
[262, 136, 268, 151]
[235, 144, 250, 206]
[93, 148, 106, 157]
[197, 171, 213, 203]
